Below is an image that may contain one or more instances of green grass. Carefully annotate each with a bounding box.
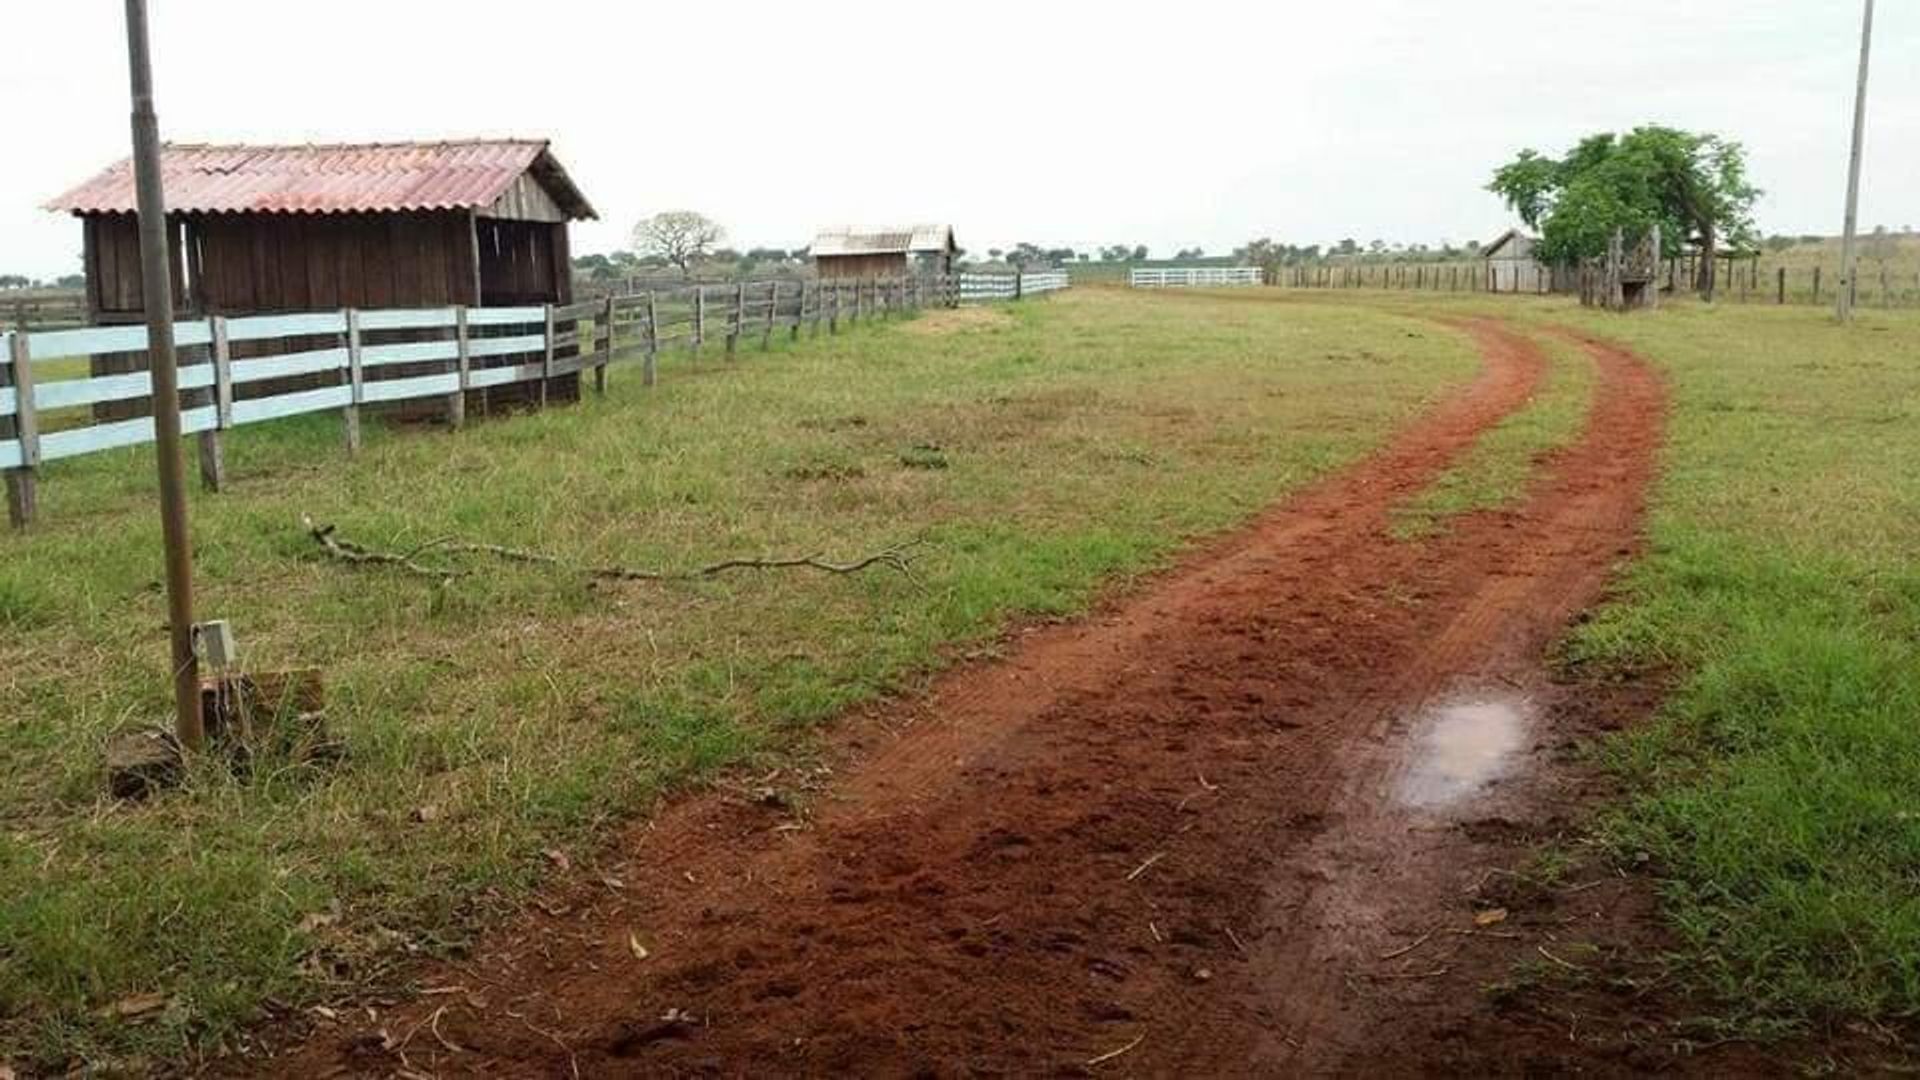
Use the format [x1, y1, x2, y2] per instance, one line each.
[1544, 302, 1920, 1025]
[1390, 332, 1595, 538]
[1255, 285, 1920, 1031]
[0, 290, 1478, 1067]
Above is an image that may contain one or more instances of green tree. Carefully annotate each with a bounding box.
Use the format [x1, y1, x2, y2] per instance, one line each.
[1488, 125, 1759, 295]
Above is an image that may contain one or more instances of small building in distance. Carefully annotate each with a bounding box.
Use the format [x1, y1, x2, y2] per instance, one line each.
[1482, 228, 1549, 292]
[811, 225, 956, 280]
[45, 138, 596, 321]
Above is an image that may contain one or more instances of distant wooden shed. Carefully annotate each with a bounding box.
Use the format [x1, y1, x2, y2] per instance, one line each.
[811, 225, 956, 280]
[1482, 228, 1548, 292]
[45, 139, 596, 320]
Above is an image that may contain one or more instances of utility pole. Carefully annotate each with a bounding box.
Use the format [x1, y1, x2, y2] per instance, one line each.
[124, 0, 203, 751]
[1837, 0, 1875, 322]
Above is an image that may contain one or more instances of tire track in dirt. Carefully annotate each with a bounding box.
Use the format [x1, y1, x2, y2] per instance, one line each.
[264, 318, 1671, 1077]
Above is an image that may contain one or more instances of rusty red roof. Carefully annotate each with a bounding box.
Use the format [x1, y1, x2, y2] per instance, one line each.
[44, 139, 595, 219]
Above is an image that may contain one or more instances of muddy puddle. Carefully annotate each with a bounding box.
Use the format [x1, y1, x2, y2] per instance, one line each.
[1396, 695, 1531, 808]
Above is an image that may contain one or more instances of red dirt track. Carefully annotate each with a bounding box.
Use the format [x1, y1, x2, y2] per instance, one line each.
[276, 318, 1677, 1077]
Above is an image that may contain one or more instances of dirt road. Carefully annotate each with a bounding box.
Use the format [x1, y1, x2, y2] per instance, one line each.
[273, 318, 1678, 1076]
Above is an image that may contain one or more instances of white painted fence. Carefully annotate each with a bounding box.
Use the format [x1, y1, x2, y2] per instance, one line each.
[0, 305, 555, 475]
[0, 273, 1038, 526]
[957, 269, 1071, 304]
[1129, 266, 1263, 288]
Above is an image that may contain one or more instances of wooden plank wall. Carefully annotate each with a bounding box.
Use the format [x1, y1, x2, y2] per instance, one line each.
[815, 253, 910, 280]
[192, 211, 479, 313]
[84, 213, 188, 319]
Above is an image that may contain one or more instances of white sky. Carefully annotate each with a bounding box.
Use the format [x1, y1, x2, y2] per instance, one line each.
[3, 1, 1913, 277]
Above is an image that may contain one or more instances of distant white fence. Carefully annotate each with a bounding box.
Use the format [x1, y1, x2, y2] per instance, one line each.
[957, 269, 1071, 304]
[1129, 266, 1263, 289]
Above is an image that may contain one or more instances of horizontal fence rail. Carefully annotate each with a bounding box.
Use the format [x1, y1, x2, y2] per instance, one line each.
[955, 269, 1070, 304]
[1, 271, 1070, 527]
[1129, 266, 1263, 288]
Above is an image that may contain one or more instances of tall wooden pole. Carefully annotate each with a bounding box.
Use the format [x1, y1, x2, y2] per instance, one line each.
[1837, 0, 1874, 322]
[124, 0, 202, 751]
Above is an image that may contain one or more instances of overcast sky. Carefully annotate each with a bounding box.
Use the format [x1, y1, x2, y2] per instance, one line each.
[3, 1, 1913, 277]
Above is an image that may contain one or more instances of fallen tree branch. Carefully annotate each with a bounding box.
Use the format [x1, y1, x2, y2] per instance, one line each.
[302, 516, 925, 585]
[304, 516, 465, 581]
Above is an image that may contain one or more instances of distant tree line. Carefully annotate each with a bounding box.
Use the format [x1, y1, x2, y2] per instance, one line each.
[0, 274, 85, 290]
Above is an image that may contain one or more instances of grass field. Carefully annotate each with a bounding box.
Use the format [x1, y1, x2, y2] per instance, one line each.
[10, 282, 1918, 1066]
[0, 290, 1480, 1067]
[1548, 301, 1920, 1023]
[1260, 284, 1920, 1030]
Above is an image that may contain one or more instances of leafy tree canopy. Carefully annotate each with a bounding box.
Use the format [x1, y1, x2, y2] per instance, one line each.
[1488, 126, 1759, 264]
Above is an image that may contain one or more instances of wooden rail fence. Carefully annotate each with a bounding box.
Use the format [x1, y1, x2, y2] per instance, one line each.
[957, 269, 1069, 303]
[1, 272, 1064, 527]
[1129, 266, 1263, 288]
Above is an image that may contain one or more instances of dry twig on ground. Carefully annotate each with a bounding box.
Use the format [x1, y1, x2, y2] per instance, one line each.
[302, 516, 925, 585]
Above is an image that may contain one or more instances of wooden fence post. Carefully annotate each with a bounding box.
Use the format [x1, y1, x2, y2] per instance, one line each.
[793, 281, 807, 341]
[596, 295, 614, 394]
[726, 283, 744, 357]
[450, 306, 470, 428]
[761, 281, 777, 350]
[540, 303, 555, 407]
[692, 287, 705, 356]
[828, 282, 840, 335]
[4, 329, 38, 527]
[197, 316, 228, 491]
[1813, 266, 1823, 303]
[1777, 267, 1787, 305]
[343, 308, 363, 454]
[644, 292, 659, 387]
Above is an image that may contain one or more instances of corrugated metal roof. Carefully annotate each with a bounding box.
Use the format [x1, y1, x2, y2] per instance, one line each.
[811, 224, 954, 257]
[44, 139, 596, 220]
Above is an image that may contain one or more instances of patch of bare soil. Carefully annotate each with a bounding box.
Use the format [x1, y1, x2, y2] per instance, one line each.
[896, 306, 1014, 335]
[245, 319, 1811, 1077]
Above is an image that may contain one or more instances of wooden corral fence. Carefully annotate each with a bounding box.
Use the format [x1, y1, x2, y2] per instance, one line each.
[0, 272, 1071, 527]
[1129, 267, 1263, 288]
[1270, 254, 1920, 309]
[957, 269, 1069, 304]
[1274, 262, 1539, 294]
[0, 292, 89, 331]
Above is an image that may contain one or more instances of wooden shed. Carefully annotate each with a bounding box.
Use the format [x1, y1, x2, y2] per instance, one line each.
[811, 225, 956, 280]
[45, 138, 596, 415]
[47, 139, 595, 318]
[1482, 228, 1548, 293]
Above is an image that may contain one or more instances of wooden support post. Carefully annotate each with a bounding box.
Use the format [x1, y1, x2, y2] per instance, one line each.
[692, 287, 705, 356]
[449, 306, 470, 429]
[828, 283, 839, 335]
[596, 295, 613, 394]
[643, 292, 659, 387]
[726, 283, 744, 357]
[793, 281, 806, 341]
[540, 303, 554, 407]
[211, 316, 234, 432]
[4, 330, 38, 528]
[1778, 267, 1787, 305]
[342, 308, 363, 454]
[761, 281, 777, 349]
[1813, 265, 1823, 303]
[196, 316, 227, 491]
